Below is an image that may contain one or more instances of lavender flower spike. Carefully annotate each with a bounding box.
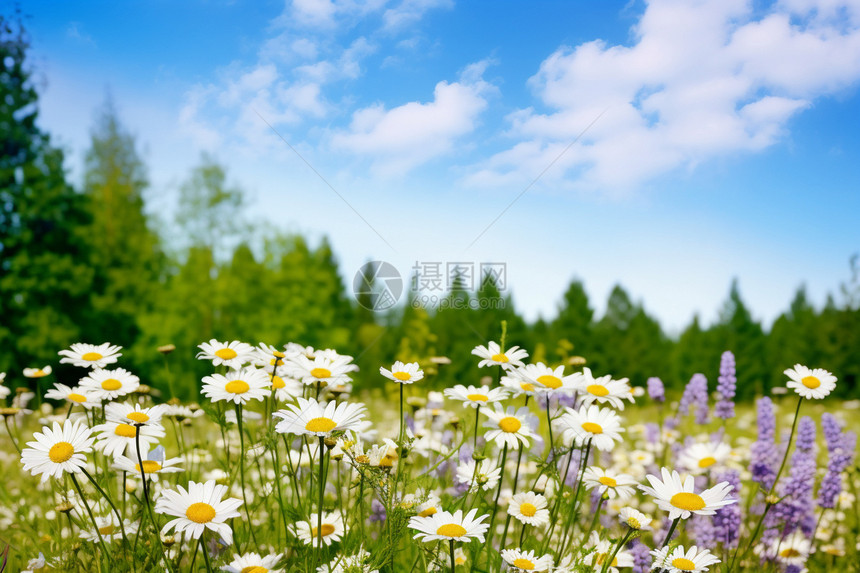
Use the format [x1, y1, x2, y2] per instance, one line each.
[715, 351, 736, 420]
[677, 373, 709, 425]
[647, 377, 665, 403]
[749, 397, 779, 490]
[817, 413, 857, 509]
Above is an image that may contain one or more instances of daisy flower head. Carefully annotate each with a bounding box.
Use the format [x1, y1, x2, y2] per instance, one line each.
[574, 368, 633, 410]
[78, 368, 140, 401]
[444, 384, 508, 409]
[619, 507, 652, 531]
[380, 361, 424, 384]
[253, 343, 289, 371]
[105, 402, 167, 427]
[585, 531, 634, 573]
[92, 418, 166, 459]
[21, 420, 95, 482]
[292, 512, 345, 547]
[155, 479, 243, 545]
[196, 339, 254, 369]
[516, 362, 578, 394]
[44, 383, 96, 409]
[784, 364, 837, 400]
[222, 552, 284, 573]
[113, 446, 184, 482]
[271, 374, 304, 402]
[500, 548, 554, 572]
[557, 404, 624, 451]
[455, 459, 501, 492]
[274, 397, 367, 437]
[23, 366, 52, 378]
[472, 341, 528, 369]
[583, 467, 638, 500]
[500, 370, 541, 397]
[678, 442, 732, 475]
[201, 367, 272, 405]
[482, 404, 540, 450]
[79, 514, 138, 544]
[59, 343, 122, 369]
[507, 491, 550, 527]
[640, 468, 736, 520]
[408, 508, 490, 544]
[650, 545, 720, 572]
[287, 353, 353, 387]
[0, 382, 9, 400]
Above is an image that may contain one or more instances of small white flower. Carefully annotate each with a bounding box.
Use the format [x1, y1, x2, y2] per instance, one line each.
[500, 548, 554, 572]
[58, 343, 122, 369]
[292, 512, 345, 547]
[380, 361, 424, 384]
[196, 339, 255, 369]
[20, 420, 95, 482]
[155, 479, 243, 544]
[650, 544, 720, 572]
[471, 341, 528, 369]
[640, 468, 736, 520]
[784, 364, 837, 400]
[201, 367, 272, 405]
[507, 491, 550, 527]
[444, 384, 508, 409]
[408, 508, 490, 543]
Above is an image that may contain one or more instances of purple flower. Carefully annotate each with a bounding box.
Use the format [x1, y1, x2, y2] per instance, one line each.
[749, 397, 779, 490]
[817, 414, 857, 509]
[773, 416, 817, 536]
[369, 497, 386, 523]
[629, 538, 651, 573]
[715, 351, 736, 420]
[677, 374, 709, 425]
[690, 514, 716, 549]
[647, 377, 665, 403]
[713, 470, 742, 548]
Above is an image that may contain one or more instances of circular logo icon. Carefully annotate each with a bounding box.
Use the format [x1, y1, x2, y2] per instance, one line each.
[353, 261, 403, 311]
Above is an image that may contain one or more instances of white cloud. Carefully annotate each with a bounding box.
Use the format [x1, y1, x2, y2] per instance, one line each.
[331, 61, 494, 176]
[382, 0, 453, 31]
[466, 0, 860, 192]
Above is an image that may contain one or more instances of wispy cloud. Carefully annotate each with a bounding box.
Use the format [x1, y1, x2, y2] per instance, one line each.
[66, 22, 96, 46]
[465, 0, 860, 193]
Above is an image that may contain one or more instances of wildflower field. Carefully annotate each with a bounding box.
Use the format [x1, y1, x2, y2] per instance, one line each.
[1, 338, 857, 573]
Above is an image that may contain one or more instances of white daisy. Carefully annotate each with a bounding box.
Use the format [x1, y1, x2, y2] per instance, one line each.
[584, 531, 634, 573]
[650, 545, 720, 572]
[500, 371, 541, 397]
[757, 531, 812, 566]
[113, 446, 184, 482]
[500, 548, 554, 572]
[58, 343, 122, 369]
[105, 402, 167, 426]
[444, 384, 509, 409]
[640, 468, 736, 520]
[574, 368, 633, 410]
[20, 420, 95, 482]
[556, 404, 624, 451]
[252, 343, 289, 372]
[221, 551, 284, 573]
[274, 397, 367, 437]
[92, 418, 165, 459]
[482, 405, 540, 450]
[155, 479, 243, 544]
[678, 442, 732, 475]
[79, 514, 138, 544]
[0, 382, 9, 400]
[455, 459, 501, 492]
[507, 491, 550, 527]
[784, 364, 837, 400]
[583, 467, 638, 500]
[471, 341, 528, 369]
[44, 383, 96, 409]
[78, 368, 140, 401]
[619, 507, 652, 531]
[408, 508, 490, 543]
[379, 361, 424, 384]
[196, 339, 255, 370]
[286, 354, 354, 387]
[271, 374, 304, 402]
[23, 366, 52, 378]
[516, 363, 578, 394]
[292, 512, 345, 547]
[201, 367, 272, 405]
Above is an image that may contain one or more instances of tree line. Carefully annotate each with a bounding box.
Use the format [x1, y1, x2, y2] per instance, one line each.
[2, 13, 858, 401]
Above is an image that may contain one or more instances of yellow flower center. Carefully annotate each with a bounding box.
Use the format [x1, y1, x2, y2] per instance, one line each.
[581, 422, 603, 434]
[114, 423, 137, 438]
[82, 352, 103, 362]
[671, 557, 697, 571]
[418, 507, 437, 517]
[698, 456, 717, 468]
[598, 476, 617, 487]
[126, 412, 150, 423]
[305, 417, 337, 433]
[587, 384, 609, 397]
[519, 502, 537, 517]
[393, 371, 412, 381]
[780, 548, 802, 558]
[214, 348, 238, 360]
[241, 567, 268, 573]
[48, 442, 74, 463]
[98, 525, 117, 535]
[595, 554, 619, 567]
[499, 416, 522, 433]
[311, 523, 336, 537]
[270, 358, 284, 366]
[186, 502, 216, 523]
[272, 376, 286, 389]
[626, 517, 641, 529]
[467, 394, 489, 402]
[670, 492, 706, 511]
[491, 353, 510, 363]
[101, 378, 122, 391]
[520, 383, 535, 392]
[536, 374, 562, 389]
[310, 367, 332, 379]
[436, 523, 467, 538]
[225, 380, 250, 394]
[512, 558, 535, 570]
[136, 460, 162, 473]
[68, 393, 87, 403]
[801, 375, 820, 389]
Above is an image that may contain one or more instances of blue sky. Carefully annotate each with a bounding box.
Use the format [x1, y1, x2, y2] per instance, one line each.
[22, 0, 860, 332]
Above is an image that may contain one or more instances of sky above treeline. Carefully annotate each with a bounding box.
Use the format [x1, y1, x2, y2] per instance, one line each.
[21, 0, 860, 332]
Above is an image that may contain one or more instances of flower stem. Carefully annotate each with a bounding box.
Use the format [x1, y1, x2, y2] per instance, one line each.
[316, 435, 326, 566]
[482, 442, 508, 565]
[235, 403, 259, 552]
[449, 539, 456, 573]
[70, 472, 111, 560]
[3, 416, 21, 455]
[199, 537, 213, 573]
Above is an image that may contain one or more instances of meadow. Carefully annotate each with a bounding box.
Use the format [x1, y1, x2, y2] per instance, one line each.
[0, 338, 857, 573]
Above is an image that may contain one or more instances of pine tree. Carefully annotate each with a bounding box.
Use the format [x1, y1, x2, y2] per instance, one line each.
[549, 279, 595, 365]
